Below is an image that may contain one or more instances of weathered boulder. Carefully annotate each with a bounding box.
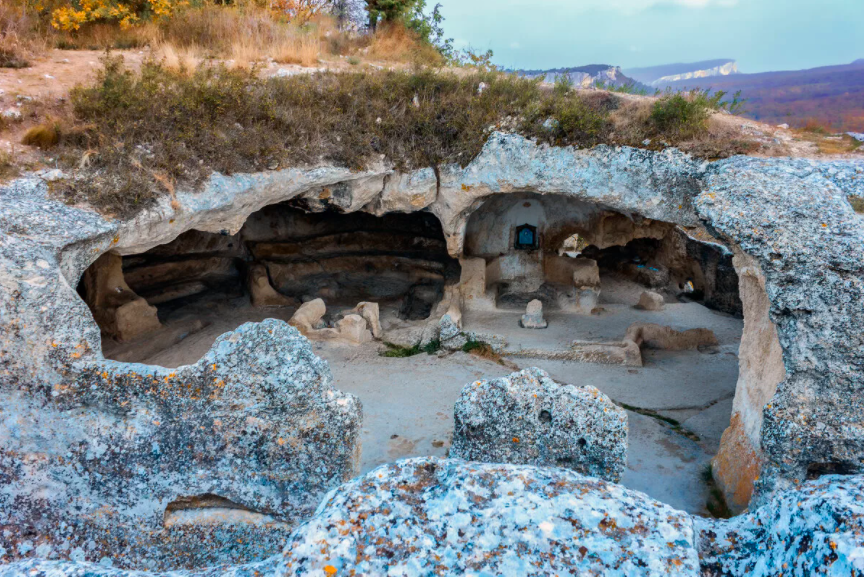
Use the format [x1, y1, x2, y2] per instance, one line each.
[0, 320, 362, 570]
[7, 469, 864, 577]
[520, 298, 548, 329]
[288, 298, 326, 333]
[451, 368, 628, 482]
[697, 474, 864, 576]
[347, 301, 382, 339]
[636, 290, 665, 311]
[279, 458, 698, 576]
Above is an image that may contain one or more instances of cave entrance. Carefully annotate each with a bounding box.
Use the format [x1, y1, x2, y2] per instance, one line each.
[79, 202, 460, 366]
[459, 191, 746, 515]
[462, 192, 741, 316]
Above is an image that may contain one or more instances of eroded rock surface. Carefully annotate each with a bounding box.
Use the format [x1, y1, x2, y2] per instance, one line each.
[697, 474, 864, 576]
[280, 458, 697, 576]
[451, 368, 628, 482]
[4, 463, 864, 577]
[700, 157, 864, 506]
[0, 320, 361, 569]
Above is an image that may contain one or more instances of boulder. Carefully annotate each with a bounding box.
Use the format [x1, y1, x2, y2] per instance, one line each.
[0, 320, 362, 570]
[451, 368, 628, 482]
[288, 298, 326, 334]
[636, 290, 665, 311]
[334, 314, 373, 345]
[279, 458, 697, 576]
[520, 298, 548, 329]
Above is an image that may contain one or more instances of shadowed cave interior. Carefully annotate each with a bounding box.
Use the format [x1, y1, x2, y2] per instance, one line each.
[77, 193, 747, 516]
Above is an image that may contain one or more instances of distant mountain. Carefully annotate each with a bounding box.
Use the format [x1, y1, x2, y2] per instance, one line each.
[659, 60, 864, 131]
[624, 59, 738, 87]
[515, 65, 649, 91]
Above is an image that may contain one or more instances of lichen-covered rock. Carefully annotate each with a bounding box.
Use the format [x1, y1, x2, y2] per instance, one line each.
[280, 457, 698, 576]
[0, 320, 362, 570]
[6, 467, 864, 577]
[699, 157, 864, 506]
[451, 368, 628, 482]
[696, 474, 864, 576]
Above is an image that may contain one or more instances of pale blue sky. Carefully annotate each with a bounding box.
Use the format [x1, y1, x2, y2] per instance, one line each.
[437, 0, 864, 73]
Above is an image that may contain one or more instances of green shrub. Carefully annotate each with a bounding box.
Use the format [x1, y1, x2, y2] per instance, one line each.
[649, 88, 744, 141]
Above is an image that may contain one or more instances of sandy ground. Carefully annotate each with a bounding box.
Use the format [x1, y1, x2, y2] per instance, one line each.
[104, 289, 741, 517]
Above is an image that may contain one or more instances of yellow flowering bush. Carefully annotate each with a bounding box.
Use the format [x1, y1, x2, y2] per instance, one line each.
[50, 0, 187, 31]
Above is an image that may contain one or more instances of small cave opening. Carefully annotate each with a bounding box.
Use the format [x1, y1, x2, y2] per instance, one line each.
[463, 191, 742, 317]
[77, 202, 460, 366]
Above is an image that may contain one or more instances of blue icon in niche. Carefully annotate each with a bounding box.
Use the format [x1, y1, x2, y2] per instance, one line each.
[515, 224, 538, 250]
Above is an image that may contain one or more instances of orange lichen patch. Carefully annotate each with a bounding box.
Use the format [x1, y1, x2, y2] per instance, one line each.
[712, 414, 764, 511]
[324, 565, 338, 575]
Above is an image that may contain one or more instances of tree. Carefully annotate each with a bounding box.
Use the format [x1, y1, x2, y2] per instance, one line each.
[364, 0, 413, 31]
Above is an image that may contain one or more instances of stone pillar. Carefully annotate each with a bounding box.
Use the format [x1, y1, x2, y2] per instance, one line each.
[82, 252, 162, 342]
[712, 252, 786, 513]
[459, 257, 496, 311]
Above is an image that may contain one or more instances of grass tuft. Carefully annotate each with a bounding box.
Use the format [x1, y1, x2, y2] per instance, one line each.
[21, 123, 60, 149]
[702, 463, 734, 519]
[381, 340, 441, 358]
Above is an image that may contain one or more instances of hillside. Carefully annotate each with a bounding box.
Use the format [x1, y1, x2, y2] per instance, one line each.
[660, 60, 864, 131]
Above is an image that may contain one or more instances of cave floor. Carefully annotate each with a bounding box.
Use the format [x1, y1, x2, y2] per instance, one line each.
[103, 292, 742, 518]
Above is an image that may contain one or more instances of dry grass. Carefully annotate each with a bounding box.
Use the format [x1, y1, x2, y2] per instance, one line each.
[0, 1, 48, 68]
[153, 42, 202, 72]
[367, 22, 443, 66]
[0, 148, 18, 180]
[22, 123, 60, 149]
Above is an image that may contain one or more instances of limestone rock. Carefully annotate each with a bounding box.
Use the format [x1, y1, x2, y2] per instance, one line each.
[82, 252, 161, 341]
[451, 368, 628, 482]
[520, 298, 547, 329]
[348, 301, 382, 339]
[697, 474, 864, 576]
[0, 320, 362, 569]
[636, 290, 665, 311]
[288, 298, 326, 334]
[248, 263, 296, 307]
[438, 313, 468, 350]
[625, 322, 718, 351]
[279, 458, 696, 576]
[334, 314, 373, 345]
[700, 157, 864, 504]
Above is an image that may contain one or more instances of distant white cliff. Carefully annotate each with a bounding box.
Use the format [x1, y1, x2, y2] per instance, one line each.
[624, 59, 739, 87]
[652, 61, 739, 86]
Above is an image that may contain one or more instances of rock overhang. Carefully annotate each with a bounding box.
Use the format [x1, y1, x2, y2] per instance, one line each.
[1, 133, 864, 569]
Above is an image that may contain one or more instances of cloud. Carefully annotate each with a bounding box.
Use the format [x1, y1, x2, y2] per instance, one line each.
[510, 42, 521, 49]
[504, 0, 738, 14]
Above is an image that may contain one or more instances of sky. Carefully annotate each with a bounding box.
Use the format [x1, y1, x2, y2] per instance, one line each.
[437, 0, 864, 74]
